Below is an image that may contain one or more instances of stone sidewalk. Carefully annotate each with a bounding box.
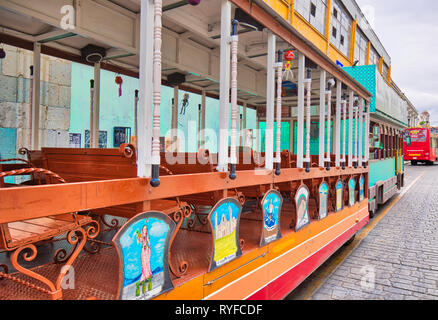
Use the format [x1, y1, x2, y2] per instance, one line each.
[310, 165, 438, 300]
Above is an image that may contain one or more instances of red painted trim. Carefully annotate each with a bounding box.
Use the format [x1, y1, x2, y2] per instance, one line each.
[247, 216, 369, 300]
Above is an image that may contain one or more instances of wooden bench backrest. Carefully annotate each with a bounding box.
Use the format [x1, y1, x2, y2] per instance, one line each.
[159, 151, 216, 175]
[42, 146, 137, 182]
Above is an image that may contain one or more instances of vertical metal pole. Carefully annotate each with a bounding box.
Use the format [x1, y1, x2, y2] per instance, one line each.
[265, 32, 276, 171]
[217, 0, 231, 173]
[348, 90, 354, 167]
[354, 98, 359, 168]
[137, 0, 154, 178]
[242, 102, 247, 147]
[325, 79, 334, 170]
[297, 52, 305, 169]
[304, 67, 312, 172]
[134, 89, 139, 147]
[342, 93, 347, 169]
[319, 69, 326, 167]
[335, 80, 341, 167]
[358, 99, 364, 167]
[92, 62, 101, 148]
[31, 43, 41, 150]
[89, 79, 94, 147]
[229, 19, 239, 179]
[29, 66, 34, 149]
[200, 90, 206, 149]
[150, 0, 163, 187]
[171, 86, 179, 151]
[275, 50, 283, 175]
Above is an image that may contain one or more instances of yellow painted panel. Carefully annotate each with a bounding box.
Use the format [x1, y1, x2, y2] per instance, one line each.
[292, 14, 328, 54]
[328, 44, 351, 67]
[263, 0, 291, 21]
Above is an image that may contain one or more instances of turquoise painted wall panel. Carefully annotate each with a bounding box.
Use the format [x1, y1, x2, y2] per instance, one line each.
[342, 65, 376, 112]
[0, 128, 17, 183]
[369, 158, 396, 187]
[258, 121, 290, 152]
[291, 119, 366, 155]
[70, 63, 257, 152]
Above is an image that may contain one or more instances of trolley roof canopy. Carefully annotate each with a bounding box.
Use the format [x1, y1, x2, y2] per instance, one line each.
[0, 0, 371, 108]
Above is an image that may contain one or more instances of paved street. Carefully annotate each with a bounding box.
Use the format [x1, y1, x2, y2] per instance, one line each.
[287, 164, 438, 300]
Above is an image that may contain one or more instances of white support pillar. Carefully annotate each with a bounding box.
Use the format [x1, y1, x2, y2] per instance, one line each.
[137, 0, 154, 178]
[31, 42, 41, 150]
[358, 99, 364, 167]
[265, 32, 276, 171]
[304, 68, 312, 171]
[92, 62, 101, 148]
[348, 90, 354, 167]
[229, 20, 239, 178]
[134, 89, 139, 147]
[297, 52, 305, 169]
[275, 51, 283, 173]
[199, 90, 206, 149]
[150, 0, 163, 186]
[335, 80, 341, 167]
[217, 0, 231, 172]
[342, 94, 347, 167]
[325, 78, 334, 169]
[242, 102, 247, 147]
[365, 101, 370, 163]
[319, 69, 326, 167]
[354, 98, 359, 165]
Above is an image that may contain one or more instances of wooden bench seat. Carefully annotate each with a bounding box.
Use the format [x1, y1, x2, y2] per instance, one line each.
[0, 168, 99, 300]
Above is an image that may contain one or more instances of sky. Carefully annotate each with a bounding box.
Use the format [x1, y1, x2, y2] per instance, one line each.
[356, 0, 438, 125]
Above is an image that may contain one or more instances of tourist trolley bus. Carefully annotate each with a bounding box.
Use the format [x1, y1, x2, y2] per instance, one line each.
[404, 127, 438, 165]
[0, 0, 412, 300]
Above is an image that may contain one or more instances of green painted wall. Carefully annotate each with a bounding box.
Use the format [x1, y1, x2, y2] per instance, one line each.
[369, 158, 396, 187]
[69, 63, 256, 152]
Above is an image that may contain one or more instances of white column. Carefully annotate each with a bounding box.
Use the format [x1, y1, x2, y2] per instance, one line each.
[134, 89, 139, 147]
[304, 68, 312, 171]
[217, 0, 231, 172]
[325, 79, 334, 167]
[358, 99, 364, 167]
[199, 90, 206, 149]
[265, 32, 276, 171]
[365, 101, 370, 162]
[354, 98, 359, 165]
[335, 80, 341, 167]
[92, 62, 101, 148]
[348, 90, 354, 167]
[230, 21, 239, 176]
[342, 94, 347, 166]
[275, 51, 283, 172]
[31, 42, 41, 150]
[319, 69, 326, 167]
[297, 52, 305, 169]
[150, 0, 163, 181]
[137, 0, 154, 177]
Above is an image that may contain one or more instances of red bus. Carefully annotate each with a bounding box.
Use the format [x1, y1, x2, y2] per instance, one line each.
[404, 127, 438, 165]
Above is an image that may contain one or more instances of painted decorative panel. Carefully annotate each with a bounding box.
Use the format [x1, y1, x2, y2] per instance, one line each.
[336, 179, 344, 212]
[359, 175, 365, 202]
[260, 189, 283, 246]
[113, 211, 175, 300]
[295, 185, 310, 231]
[349, 177, 356, 207]
[208, 198, 242, 272]
[319, 181, 329, 219]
